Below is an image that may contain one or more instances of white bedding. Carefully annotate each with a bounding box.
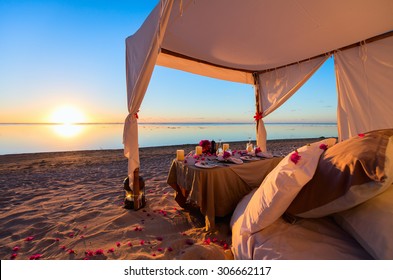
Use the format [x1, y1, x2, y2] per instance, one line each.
[230, 189, 373, 260]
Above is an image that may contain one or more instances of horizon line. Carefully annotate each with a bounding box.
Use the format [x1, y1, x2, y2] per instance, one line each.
[0, 121, 338, 125]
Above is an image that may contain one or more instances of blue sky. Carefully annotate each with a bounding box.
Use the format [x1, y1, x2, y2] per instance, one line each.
[0, 0, 337, 124]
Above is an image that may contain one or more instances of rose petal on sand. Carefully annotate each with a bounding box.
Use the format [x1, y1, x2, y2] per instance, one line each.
[95, 249, 104, 255]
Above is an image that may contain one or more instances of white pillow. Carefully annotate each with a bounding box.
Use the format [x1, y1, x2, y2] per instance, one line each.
[240, 138, 337, 235]
[287, 132, 393, 218]
[333, 184, 393, 259]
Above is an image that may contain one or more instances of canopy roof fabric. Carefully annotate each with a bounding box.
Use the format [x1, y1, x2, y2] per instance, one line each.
[124, 0, 393, 182]
[157, 0, 393, 83]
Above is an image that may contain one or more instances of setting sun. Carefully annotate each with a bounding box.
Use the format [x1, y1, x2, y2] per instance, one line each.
[51, 106, 86, 124]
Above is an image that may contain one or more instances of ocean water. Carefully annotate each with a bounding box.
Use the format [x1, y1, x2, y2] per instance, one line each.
[0, 123, 337, 155]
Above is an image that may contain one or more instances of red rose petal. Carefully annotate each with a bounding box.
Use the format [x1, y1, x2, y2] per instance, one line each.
[95, 249, 104, 255]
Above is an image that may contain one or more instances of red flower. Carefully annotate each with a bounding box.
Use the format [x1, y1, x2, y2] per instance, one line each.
[29, 254, 42, 260]
[358, 133, 365, 137]
[95, 249, 104, 255]
[68, 249, 75, 254]
[60, 245, 67, 250]
[223, 243, 229, 250]
[319, 144, 328, 151]
[25, 236, 34, 241]
[107, 248, 115, 253]
[140, 240, 145, 245]
[85, 250, 94, 257]
[167, 247, 173, 252]
[223, 151, 231, 159]
[156, 236, 163, 241]
[199, 140, 211, 154]
[12, 246, 20, 252]
[204, 238, 211, 245]
[127, 241, 133, 247]
[157, 248, 163, 252]
[253, 112, 263, 121]
[134, 226, 143, 231]
[68, 232, 74, 238]
[10, 253, 17, 259]
[290, 151, 301, 164]
[116, 242, 121, 247]
[254, 147, 261, 154]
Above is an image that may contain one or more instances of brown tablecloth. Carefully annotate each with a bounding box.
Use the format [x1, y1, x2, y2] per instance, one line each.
[166, 157, 283, 230]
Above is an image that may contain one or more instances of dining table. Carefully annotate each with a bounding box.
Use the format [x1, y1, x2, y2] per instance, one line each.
[166, 155, 283, 230]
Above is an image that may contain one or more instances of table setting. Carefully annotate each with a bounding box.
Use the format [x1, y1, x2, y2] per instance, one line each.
[175, 139, 273, 169]
[167, 139, 282, 230]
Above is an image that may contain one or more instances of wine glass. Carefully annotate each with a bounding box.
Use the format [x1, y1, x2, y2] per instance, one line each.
[246, 137, 253, 153]
[216, 138, 223, 155]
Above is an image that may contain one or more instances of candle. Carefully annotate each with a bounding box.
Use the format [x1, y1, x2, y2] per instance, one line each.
[246, 143, 253, 152]
[223, 143, 229, 151]
[176, 149, 184, 161]
[195, 145, 202, 155]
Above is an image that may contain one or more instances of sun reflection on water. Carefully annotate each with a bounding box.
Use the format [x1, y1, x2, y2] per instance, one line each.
[52, 124, 84, 138]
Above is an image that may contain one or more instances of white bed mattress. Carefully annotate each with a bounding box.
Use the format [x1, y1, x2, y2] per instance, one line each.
[230, 189, 373, 260]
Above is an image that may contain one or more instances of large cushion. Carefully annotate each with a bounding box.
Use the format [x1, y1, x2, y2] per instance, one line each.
[286, 129, 393, 218]
[333, 184, 393, 259]
[240, 138, 337, 235]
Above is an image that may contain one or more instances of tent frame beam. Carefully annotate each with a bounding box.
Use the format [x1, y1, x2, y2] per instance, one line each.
[160, 30, 393, 76]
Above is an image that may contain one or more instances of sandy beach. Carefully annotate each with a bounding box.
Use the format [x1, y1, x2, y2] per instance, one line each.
[0, 138, 322, 260]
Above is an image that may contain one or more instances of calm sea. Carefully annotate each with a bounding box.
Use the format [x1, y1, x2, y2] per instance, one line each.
[0, 123, 337, 155]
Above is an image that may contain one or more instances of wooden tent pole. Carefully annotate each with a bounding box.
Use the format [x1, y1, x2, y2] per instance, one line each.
[253, 72, 261, 131]
[132, 168, 141, 209]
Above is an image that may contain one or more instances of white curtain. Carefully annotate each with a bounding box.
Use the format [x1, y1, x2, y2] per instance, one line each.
[334, 35, 393, 141]
[123, 0, 174, 183]
[255, 55, 329, 151]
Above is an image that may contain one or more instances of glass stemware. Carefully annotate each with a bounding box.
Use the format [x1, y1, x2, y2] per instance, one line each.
[216, 138, 223, 155]
[246, 137, 253, 153]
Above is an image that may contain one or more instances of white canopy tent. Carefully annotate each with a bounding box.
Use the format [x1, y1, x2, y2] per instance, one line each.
[124, 0, 393, 183]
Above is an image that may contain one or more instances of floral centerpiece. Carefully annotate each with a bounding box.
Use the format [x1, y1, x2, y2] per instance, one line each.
[199, 139, 211, 154]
